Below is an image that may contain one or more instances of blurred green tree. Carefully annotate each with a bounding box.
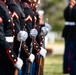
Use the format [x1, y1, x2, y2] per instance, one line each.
[40, 0, 66, 32]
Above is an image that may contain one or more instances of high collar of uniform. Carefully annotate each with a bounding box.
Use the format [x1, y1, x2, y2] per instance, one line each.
[21, 0, 31, 4]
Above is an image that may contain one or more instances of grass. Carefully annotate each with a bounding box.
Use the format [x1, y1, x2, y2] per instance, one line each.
[44, 55, 69, 75]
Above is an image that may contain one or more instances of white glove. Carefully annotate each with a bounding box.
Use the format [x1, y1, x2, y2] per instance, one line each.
[39, 47, 47, 58]
[28, 54, 35, 63]
[41, 27, 48, 36]
[17, 31, 28, 42]
[30, 28, 38, 38]
[14, 57, 23, 70]
[45, 23, 51, 31]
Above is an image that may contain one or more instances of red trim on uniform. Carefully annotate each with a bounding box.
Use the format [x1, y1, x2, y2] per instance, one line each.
[33, 39, 40, 53]
[9, 11, 12, 16]
[0, 17, 3, 23]
[68, 51, 71, 71]
[34, 16, 37, 28]
[0, 0, 6, 6]
[12, 12, 18, 35]
[25, 15, 32, 22]
[68, 67, 70, 71]
[6, 48, 16, 64]
[40, 36, 44, 46]
[12, 12, 19, 19]
[33, 44, 40, 53]
[22, 44, 30, 57]
[0, 1, 9, 10]
[12, 22, 15, 35]
[24, 2, 32, 8]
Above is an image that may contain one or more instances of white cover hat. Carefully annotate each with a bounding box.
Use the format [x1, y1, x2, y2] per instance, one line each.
[38, 10, 44, 15]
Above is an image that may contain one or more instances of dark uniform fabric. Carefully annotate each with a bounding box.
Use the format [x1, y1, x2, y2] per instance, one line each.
[69, 5, 76, 75]
[21, 2, 34, 50]
[20, 1, 41, 75]
[20, 2, 35, 75]
[62, 5, 74, 74]
[6, 1, 33, 75]
[32, 5, 47, 75]
[32, 6, 41, 45]
[32, 6, 41, 75]
[62, 6, 73, 38]
[21, 1, 42, 54]
[0, 1, 18, 75]
[21, 1, 41, 54]
[7, 1, 31, 63]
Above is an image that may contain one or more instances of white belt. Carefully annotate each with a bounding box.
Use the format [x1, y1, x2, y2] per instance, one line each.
[5, 36, 14, 42]
[65, 22, 75, 26]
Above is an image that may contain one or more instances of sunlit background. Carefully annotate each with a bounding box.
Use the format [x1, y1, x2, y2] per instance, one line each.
[39, 0, 69, 75]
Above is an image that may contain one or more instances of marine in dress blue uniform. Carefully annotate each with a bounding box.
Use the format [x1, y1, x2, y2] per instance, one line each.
[5, 0, 35, 75]
[62, 0, 75, 74]
[0, 0, 23, 75]
[20, 0, 47, 75]
[69, 1, 76, 75]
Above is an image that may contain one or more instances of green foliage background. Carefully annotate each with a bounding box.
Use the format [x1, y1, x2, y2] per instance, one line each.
[44, 55, 69, 75]
[40, 0, 67, 32]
